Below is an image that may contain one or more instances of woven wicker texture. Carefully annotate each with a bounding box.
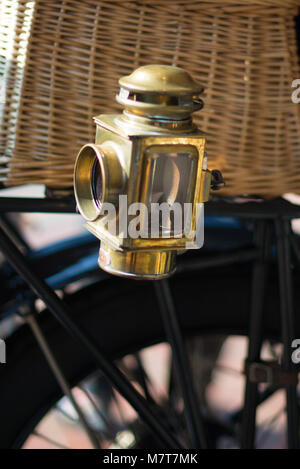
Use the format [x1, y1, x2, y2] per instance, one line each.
[1, 0, 300, 196]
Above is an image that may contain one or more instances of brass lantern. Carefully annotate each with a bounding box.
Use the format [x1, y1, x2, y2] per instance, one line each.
[74, 65, 222, 279]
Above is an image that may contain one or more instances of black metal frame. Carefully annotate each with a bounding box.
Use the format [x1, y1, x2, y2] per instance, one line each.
[276, 218, 299, 449]
[240, 215, 299, 449]
[241, 220, 272, 448]
[0, 195, 299, 449]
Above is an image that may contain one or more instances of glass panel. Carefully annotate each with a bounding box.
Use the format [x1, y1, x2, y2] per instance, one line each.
[144, 148, 197, 237]
[148, 151, 195, 205]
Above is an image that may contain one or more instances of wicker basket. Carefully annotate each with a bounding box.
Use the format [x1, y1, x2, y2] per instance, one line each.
[1, 0, 300, 196]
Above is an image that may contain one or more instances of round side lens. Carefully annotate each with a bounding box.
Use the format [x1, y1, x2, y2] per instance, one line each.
[92, 158, 103, 208]
[74, 144, 106, 222]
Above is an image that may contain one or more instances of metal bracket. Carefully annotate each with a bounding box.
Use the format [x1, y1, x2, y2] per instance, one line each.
[245, 360, 299, 386]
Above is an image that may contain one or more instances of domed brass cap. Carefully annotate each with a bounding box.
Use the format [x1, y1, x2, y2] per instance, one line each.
[116, 64, 204, 120]
[119, 65, 203, 95]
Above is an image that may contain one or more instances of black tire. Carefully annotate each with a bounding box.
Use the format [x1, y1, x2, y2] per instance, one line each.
[0, 264, 298, 448]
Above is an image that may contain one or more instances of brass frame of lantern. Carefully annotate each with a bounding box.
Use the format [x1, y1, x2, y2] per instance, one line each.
[74, 65, 218, 279]
[78, 117, 209, 253]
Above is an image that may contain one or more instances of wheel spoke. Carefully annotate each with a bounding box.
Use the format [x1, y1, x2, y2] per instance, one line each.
[79, 383, 117, 439]
[25, 313, 101, 449]
[257, 406, 286, 448]
[32, 431, 72, 450]
[154, 279, 207, 449]
[133, 354, 154, 402]
[0, 225, 181, 449]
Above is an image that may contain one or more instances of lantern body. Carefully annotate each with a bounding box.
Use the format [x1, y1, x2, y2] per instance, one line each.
[74, 65, 214, 279]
